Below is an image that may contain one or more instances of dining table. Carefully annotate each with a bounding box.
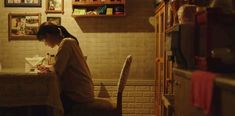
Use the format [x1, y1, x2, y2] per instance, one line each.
[0, 68, 63, 116]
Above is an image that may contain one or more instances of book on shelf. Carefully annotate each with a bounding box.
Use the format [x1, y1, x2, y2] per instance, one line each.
[106, 8, 113, 15]
[73, 9, 86, 15]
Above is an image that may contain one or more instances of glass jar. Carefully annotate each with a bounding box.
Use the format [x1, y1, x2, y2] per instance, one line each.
[49, 55, 56, 65]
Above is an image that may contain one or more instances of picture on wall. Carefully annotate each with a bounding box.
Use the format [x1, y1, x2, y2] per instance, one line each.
[47, 17, 61, 25]
[8, 13, 41, 40]
[46, 0, 64, 14]
[4, 0, 42, 7]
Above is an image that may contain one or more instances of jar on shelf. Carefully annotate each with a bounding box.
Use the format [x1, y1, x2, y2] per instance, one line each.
[171, 0, 180, 25]
[177, 4, 196, 24]
[48, 55, 55, 65]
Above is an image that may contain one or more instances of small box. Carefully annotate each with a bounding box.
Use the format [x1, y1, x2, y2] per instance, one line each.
[73, 9, 86, 15]
[106, 8, 113, 15]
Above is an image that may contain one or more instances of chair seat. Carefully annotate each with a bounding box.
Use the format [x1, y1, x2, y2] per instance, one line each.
[68, 97, 118, 116]
[92, 97, 117, 111]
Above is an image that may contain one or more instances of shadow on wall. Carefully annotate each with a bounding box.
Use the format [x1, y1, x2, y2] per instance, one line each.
[74, 0, 155, 33]
[97, 83, 111, 98]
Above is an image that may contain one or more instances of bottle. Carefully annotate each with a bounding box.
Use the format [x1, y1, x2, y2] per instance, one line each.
[43, 53, 50, 65]
[49, 55, 55, 65]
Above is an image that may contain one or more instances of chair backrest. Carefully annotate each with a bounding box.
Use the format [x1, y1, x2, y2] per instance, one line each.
[116, 55, 132, 114]
[117, 55, 132, 94]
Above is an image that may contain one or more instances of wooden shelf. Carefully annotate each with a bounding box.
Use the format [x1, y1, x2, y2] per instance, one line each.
[72, 2, 125, 6]
[72, 13, 126, 17]
[72, 0, 125, 18]
[166, 51, 172, 56]
[165, 24, 179, 33]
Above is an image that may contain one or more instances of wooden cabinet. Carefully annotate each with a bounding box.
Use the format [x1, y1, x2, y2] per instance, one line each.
[155, 1, 196, 116]
[72, 0, 125, 17]
[174, 72, 204, 116]
[174, 68, 235, 116]
[155, 2, 166, 115]
[156, 5, 235, 116]
[155, 2, 174, 116]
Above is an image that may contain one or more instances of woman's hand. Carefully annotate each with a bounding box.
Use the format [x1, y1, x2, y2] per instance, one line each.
[36, 64, 51, 74]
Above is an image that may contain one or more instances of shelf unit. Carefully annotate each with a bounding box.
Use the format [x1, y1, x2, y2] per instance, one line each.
[155, 2, 166, 116]
[72, 0, 126, 17]
[155, 1, 175, 116]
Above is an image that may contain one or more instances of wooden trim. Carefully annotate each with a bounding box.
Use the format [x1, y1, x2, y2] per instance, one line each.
[93, 79, 155, 86]
[72, 14, 126, 17]
[155, 2, 165, 14]
[72, 1, 125, 5]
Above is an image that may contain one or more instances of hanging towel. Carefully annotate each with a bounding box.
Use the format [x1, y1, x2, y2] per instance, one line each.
[191, 70, 216, 116]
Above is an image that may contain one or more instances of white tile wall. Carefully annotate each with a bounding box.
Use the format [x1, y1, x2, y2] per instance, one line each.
[0, 0, 156, 115]
[0, 0, 156, 80]
[94, 79, 155, 116]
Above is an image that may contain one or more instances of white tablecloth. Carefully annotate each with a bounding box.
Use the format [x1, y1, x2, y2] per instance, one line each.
[0, 69, 63, 116]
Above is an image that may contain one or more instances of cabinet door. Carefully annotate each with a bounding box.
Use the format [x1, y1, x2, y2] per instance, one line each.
[174, 74, 184, 116]
[174, 74, 205, 116]
[155, 13, 161, 116]
[155, 3, 166, 116]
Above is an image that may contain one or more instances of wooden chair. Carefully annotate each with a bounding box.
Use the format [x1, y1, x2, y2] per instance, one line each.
[69, 55, 133, 116]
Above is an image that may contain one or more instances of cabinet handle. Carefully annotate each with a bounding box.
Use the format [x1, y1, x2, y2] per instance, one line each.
[166, 78, 174, 84]
[174, 80, 181, 86]
[156, 58, 160, 63]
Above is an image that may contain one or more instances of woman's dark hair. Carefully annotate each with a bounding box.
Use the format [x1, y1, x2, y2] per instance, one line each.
[37, 22, 78, 43]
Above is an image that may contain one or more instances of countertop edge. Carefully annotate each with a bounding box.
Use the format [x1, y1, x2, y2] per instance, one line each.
[173, 68, 235, 91]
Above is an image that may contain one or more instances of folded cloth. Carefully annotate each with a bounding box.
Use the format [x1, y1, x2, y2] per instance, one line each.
[191, 70, 216, 116]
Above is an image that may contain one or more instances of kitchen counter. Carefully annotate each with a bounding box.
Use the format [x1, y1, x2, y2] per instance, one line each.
[173, 68, 235, 91]
[173, 68, 235, 116]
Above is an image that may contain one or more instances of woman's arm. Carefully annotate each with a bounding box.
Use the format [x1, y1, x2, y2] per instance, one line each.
[54, 40, 72, 77]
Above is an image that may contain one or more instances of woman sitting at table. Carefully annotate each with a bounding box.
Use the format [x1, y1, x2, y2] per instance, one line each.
[36, 22, 94, 115]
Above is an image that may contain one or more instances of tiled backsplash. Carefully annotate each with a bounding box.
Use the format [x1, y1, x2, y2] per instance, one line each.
[93, 79, 155, 116]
